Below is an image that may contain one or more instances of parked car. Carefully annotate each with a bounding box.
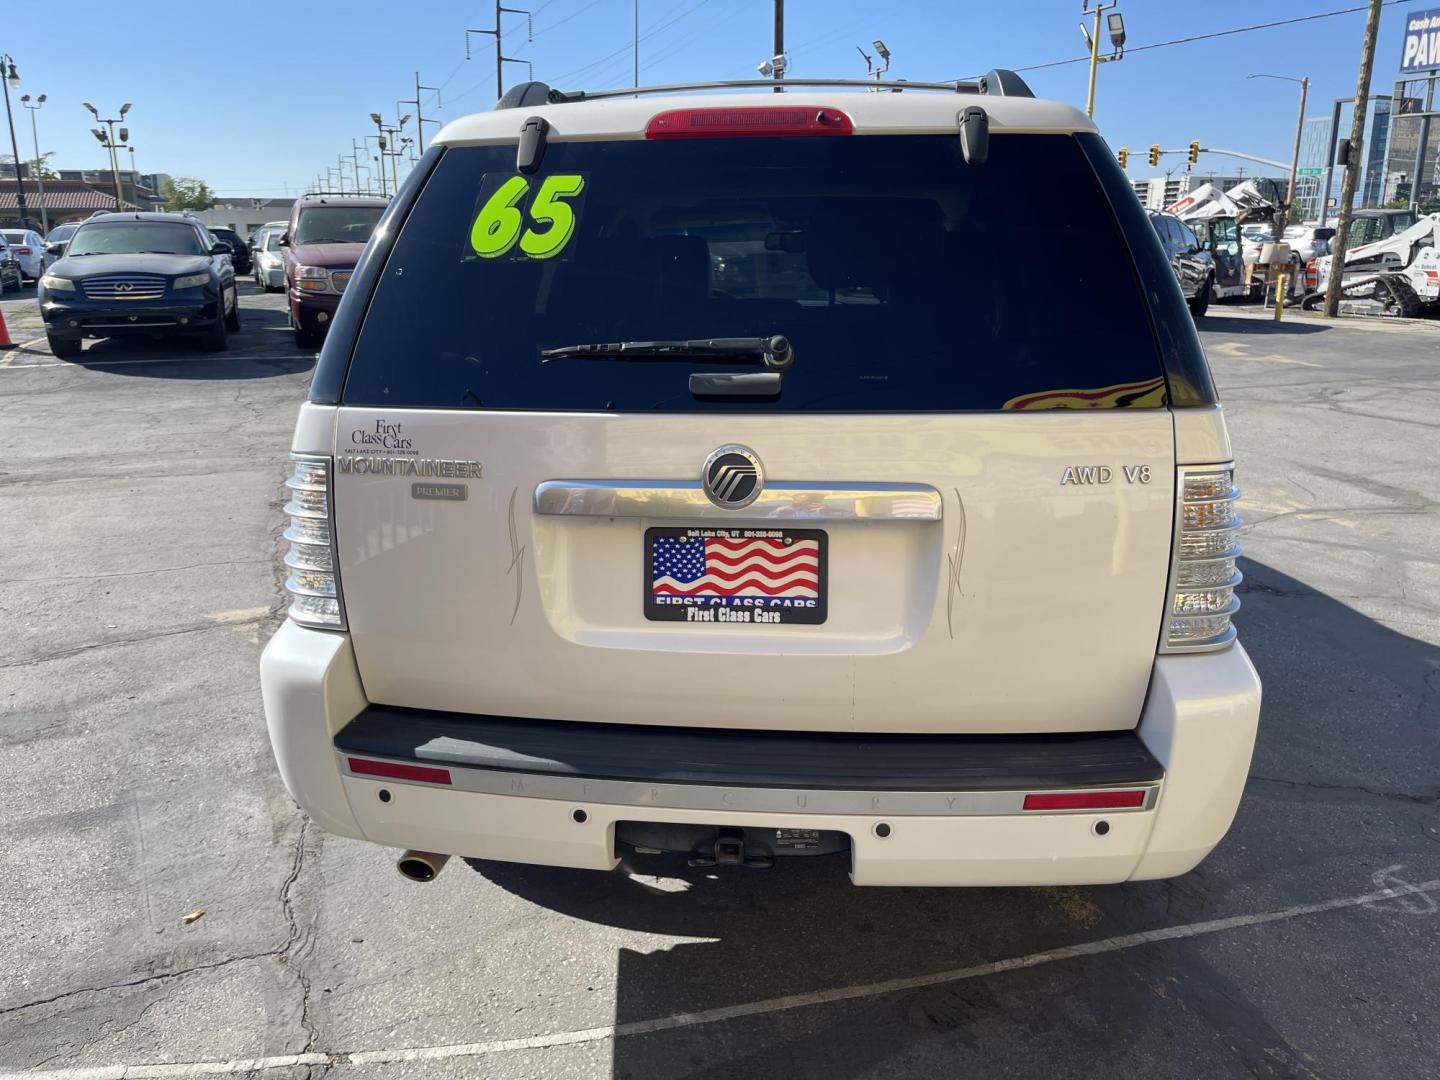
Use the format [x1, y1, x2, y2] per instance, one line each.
[250, 219, 287, 252]
[0, 234, 21, 293]
[1148, 211, 1215, 316]
[38, 211, 240, 357]
[45, 222, 81, 253]
[1284, 224, 1335, 263]
[252, 226, 286, 291]
[207, 226, 253, 275]
[282, 194, 388, 346]
[261, 76, 1260, 889]
[1, 228, 48, 280]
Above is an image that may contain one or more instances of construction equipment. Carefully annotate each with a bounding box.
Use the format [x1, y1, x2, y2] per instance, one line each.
[1166, 179, 1299, 301]
[1306, 212, 1440, 317]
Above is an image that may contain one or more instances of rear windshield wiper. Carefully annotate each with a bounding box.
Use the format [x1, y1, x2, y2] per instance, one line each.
[541, 335, 794, 370]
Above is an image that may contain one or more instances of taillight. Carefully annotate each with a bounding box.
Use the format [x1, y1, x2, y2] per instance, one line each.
[1163, 465, 1241, 651]
[282, 454, 345, 629]
[646, 107, 854, 139]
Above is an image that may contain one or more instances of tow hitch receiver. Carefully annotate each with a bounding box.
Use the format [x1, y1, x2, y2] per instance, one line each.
[689, 827, 774, 869]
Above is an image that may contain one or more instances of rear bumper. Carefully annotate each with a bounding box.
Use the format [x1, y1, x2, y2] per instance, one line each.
[260, 622, 1261, 886]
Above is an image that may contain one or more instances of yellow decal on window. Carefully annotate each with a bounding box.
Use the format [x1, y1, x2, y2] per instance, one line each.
[469, 174, 586, 260]
[1004, 376, 1167, 411]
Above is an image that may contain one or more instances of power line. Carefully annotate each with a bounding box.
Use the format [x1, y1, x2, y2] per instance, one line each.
[547, 0, 713, 85]
[956, 1, 1409, 80]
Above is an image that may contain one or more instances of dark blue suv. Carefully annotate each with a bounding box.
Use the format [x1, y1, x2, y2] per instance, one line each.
[39, 212, 239, 357]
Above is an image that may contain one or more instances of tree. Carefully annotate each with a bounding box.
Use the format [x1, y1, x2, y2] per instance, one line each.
[162, 176, 215, 211]
[0, 152, 56, 180]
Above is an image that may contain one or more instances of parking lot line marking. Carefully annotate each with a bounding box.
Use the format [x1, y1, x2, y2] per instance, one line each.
[0, 354, 315, 371]
[4, 875, 1436, 1079]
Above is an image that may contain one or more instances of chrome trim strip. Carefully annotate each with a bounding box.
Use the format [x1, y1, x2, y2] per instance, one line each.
[1173, 568, 1244, 593]
[1159, 623, 1239, 654]
[337, 753, 1160, 817]
[534, 480, 943, 522]
[282, 499, 328, 521]
[284, 572, 336, 598]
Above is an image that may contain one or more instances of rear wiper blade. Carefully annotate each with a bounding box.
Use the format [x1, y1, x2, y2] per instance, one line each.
[541, 335, 794, 369]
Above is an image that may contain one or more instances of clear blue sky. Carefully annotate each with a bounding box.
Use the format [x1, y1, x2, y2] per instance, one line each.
[2, 1, 1426, 194]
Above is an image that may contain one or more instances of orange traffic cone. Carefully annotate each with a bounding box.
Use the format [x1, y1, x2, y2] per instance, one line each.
[0, 303, 15, 350]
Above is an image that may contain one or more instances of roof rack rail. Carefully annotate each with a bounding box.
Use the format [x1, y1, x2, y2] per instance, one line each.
[493, 71, 1033, 110]
[299, 190, 383, 198]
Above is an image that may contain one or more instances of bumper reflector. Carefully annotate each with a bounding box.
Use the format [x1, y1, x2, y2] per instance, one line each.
[1022, 790, 1147, 811]
[347, 758, 453, 785]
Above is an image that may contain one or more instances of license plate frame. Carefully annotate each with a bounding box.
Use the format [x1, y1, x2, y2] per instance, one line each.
[644, 526, 828, 625]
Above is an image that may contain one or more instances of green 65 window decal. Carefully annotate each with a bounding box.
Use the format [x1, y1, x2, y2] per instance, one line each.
[468, 173, 587, 261]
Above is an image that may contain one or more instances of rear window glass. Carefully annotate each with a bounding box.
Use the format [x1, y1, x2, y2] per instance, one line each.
[343, 133, 1167, 411]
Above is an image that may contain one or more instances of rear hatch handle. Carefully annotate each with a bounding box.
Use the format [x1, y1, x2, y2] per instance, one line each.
[534, 480, 943, 522]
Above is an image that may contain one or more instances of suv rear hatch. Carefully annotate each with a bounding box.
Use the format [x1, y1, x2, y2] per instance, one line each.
[325, 107, 1185, 734]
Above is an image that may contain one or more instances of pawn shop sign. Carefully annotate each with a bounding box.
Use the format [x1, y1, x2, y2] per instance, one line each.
[1401, 7, 1440, 73]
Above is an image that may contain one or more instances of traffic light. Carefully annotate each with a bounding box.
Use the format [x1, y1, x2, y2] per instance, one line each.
[1188, 140, 1200, 165]
[1148, 143, 1161, 167]
[1117, 147, 1129, 169]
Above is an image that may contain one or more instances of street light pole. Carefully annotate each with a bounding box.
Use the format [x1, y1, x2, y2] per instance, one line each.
[368, 114, 388, 195]
[1080, 2, 1126, 118]
[1248, 73, 1309, 235]
[1, 55, 30, 228]
[84, 102, 132, 211]
[20, 91, 47, 232]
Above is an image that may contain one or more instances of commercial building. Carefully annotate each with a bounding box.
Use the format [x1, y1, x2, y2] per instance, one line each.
[185, 197, 296, 238]
[0, 161, 166, 228]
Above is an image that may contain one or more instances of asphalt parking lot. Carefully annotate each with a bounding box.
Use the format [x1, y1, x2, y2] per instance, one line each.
[1, 289, 1437, 1079]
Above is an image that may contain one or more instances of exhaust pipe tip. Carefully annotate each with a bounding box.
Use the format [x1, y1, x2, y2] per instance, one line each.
[397, 850, 450, 882]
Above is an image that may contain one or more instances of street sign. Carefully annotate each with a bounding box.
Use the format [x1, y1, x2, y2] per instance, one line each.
[1400, 7, 1440, 73]
[1298, 167, 1323, 176]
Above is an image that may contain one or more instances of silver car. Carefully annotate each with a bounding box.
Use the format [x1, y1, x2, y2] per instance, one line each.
[251, 225, 287, 292]
[1, 228, 47, 281]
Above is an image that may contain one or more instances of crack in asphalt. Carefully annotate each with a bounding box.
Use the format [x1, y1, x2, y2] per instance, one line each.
[0, 952, 280, 1020]
[0, 611, 281, 671]
[5, 558, 270, 585]
[1248, 774, 1439, 807]
[277, 819, 323, 1060]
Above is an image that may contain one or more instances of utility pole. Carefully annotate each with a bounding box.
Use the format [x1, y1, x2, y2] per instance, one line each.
[1324, 0, 1383, 317]
[773, 0, 784, 92]
[466, 2, 533, 103]
[1247, 73, 1309, 235]
[634, 0, 640, 88]
[350, 139, 367, 192]
[1, 55, 30, 228]
[402, 72, 441, 154]
[20, 91, 47, 232]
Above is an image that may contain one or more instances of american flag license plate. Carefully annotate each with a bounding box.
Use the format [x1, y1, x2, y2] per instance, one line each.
[645, 527, 828, 625]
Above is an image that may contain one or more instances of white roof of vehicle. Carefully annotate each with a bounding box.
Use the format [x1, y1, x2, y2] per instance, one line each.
[435, 89, 1097, 145]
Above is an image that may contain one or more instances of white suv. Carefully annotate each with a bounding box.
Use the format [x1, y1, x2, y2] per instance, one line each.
[261, 73, 1262, 888]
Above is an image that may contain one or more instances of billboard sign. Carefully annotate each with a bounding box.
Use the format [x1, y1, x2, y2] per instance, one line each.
[1401, 8, 1440, 72]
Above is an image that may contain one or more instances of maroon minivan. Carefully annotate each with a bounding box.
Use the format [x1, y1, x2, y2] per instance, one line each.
[282, 194, 389, 347]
